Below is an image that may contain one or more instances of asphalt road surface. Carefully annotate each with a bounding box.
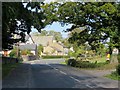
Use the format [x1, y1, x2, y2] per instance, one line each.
[2, 59, 119, 89]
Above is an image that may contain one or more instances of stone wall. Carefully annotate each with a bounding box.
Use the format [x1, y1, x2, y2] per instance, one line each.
[2, 57, 19, 64]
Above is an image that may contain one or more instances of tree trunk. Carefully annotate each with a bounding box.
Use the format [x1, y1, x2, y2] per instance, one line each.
[109, 46, 112, 63]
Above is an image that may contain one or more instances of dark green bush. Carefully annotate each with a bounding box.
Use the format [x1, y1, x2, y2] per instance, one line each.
[67, 59, 76, 67]
[116, 64, 120, 75]
[75, 61, 96, 68]
[117, 54, 120, 63]
[67, 58, 107, 68]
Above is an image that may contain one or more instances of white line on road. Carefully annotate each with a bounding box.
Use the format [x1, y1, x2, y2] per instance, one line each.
[69, 76, 94, 88]
[85, 84, 94, 88]
[59, 71, 67, 75]
[69, 76, 81, 83]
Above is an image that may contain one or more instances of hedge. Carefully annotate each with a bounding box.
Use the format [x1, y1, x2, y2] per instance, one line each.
[66, 58, 107, 68]
[116, 64, 120, 75]
[42, 55, 70, 59]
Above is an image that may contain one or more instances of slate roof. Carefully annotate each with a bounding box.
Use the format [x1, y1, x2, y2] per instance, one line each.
[31, 36, 54, 46]
[19, 44, 37, 50]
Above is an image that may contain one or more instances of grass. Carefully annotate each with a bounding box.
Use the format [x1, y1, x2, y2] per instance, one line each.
[105, 72, 120, 80]
[42, 55, 69, 59]
[96, 63, 118, 70]
[2, 63, 21, 78]
[88, 56, 106, 63]
[60, 62, 67, 65]
[62, 56, 118, 70]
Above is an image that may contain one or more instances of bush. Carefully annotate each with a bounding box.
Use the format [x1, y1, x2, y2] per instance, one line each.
[67, 59, 76, 67]
[117, 54, 120, 63]
[9, 48, 17, 58]
[116, 64, 120, 75]
[21, 49, 31, 55]
[75, 61, 96, 68]
[66, 58, 107, 69]
[42, 55, 69, 59]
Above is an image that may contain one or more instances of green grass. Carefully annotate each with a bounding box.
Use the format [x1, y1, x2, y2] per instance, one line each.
[88, 56, 106, 63]
[64, 56, 118, 70]
[60, 62, 67, 65]
[42, 55, 70, 59]
[2, 63, 21, 78]
[105, 72, 120, 80]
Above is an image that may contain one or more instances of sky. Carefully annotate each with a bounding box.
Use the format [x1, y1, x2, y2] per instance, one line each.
[30, 0, 73, 38]
[31, 22, 73, 38]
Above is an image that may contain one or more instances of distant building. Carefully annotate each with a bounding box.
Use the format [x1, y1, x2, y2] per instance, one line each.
[26, 35, 69, 56]
[19, 44, 37, 56]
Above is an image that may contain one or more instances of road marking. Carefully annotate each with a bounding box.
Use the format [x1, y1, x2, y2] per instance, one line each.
[85, 84, 94, 88]
[54, 68, 58, 70]
[59, 71, 67, 75]
[69, 76, 81, 83]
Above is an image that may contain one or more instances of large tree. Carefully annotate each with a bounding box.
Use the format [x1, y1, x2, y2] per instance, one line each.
[2, 2, 46, 50]
[42, 2, 120, 59]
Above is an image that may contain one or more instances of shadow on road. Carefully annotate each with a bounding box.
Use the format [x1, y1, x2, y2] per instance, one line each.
[2, 61, 119, 89]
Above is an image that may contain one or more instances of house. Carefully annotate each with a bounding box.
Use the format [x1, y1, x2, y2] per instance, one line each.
[19, 44, 38, 60]
[27, 35, 69, 56]
[19, 44, 37, 55]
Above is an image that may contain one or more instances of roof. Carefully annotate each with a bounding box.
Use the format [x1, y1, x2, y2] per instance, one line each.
[50, 46, 62, 52]
[31, 36, 54, 46]
[19, 44, 37, 50]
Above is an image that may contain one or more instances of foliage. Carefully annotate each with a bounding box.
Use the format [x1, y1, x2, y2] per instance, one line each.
[37, 45, 43, 56]
[42, 55, 69, 59]
[2, 2, 48, 50]
[42, 2, 120, 58]
[3, 2, 120, 64]
[116, 64, 120, 75]
[34, 30, 63, 42]
[105, 71, 120, 80]
[117, 54, 120, 63]
[21, 49, 31, 55]
[66, 58, 108, 68]
[62, 38, 71, 48]
[67, 59, 76, 67]
[9, 48, 17, 58]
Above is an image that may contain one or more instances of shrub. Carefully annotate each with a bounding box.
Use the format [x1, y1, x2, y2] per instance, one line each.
[9, 48, 17, 58]
[21, 49, 31, 55]
[42, 55, 69, 59]
[75, 61, 96, 68]
[66, 58, 107, 69]
[117, 54, 120, 63]
[116, 64, 120, 75]
[67, 59, 76, 67]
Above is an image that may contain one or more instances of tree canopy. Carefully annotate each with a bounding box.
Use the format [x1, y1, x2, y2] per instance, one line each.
[2, 2, 47, 50]
[3, 2, 120, 54]
[42, 2, 120, 53]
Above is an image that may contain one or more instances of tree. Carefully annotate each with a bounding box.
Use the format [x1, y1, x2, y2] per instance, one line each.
[2, 2, 47, 50]
[37, 45, 43, 56]
[42, 2, 120, 62]
[48, 30, 63, 42]
[9, 47, 17, 58]
[34, 30, 63, 42]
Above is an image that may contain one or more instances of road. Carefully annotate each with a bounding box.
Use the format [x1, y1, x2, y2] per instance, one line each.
[2, 59, 119, 89]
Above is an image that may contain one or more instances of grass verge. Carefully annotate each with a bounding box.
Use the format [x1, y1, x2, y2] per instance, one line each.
[60, 62, 67, 65]
[105, 71, 120, 80]
[2, 63, 21, 78]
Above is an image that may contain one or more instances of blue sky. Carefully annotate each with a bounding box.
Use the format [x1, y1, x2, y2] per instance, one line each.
[31, 22, 73, 38]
